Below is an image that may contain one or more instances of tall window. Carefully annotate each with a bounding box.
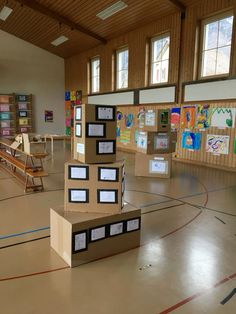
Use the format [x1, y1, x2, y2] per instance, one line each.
[200, 12, 234, 78]
[150, 33, 170, 84]
[116, 47, 129, 89]
[91, 57, 100, 93]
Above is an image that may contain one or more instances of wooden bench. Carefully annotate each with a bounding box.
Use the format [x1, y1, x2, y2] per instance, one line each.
[0, 139, 48, 192]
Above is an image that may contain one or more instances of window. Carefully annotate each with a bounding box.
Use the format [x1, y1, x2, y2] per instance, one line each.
[116, 47, 129, 89]
[91, 57, 100, 93]
[200, 12, 234, 78]
[150, 33, 170, 84]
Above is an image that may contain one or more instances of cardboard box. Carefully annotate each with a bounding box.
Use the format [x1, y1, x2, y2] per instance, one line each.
[135, 153, 172, 178]
[137, 131, 175, 154]
[141, 109, 170, 132]
[73, 104, 117, 164]
[65, 160, 125, 214]
[50, 204, 141, 267]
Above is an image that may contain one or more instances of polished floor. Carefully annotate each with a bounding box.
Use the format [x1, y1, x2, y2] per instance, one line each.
[0, 141, 236, 314]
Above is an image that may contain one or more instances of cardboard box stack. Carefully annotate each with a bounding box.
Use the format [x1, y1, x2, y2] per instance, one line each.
[51, 104, 141, 267]
[135, 108, 176, 178]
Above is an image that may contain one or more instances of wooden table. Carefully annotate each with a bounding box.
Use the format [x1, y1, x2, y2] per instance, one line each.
[0, 138, 48, 192]
[44, 134, 70, 153]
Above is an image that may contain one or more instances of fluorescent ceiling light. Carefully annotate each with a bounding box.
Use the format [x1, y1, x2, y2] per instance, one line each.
[51, 35, 69, 46]
[96, 1, 128, 20]
[0, 6, 13, 21]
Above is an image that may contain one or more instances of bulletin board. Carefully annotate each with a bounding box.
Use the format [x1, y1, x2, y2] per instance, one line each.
[175, 102, 236, 172]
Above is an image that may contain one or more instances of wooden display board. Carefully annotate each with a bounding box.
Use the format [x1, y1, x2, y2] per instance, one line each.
[0, 94, 16, 138]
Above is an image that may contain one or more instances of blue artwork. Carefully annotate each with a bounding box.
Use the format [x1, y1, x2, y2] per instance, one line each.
[125, 113, 134, 128]
[182, 132, 202, 150]
[116, 126, 120, 137]
[65, 91, 70, 101]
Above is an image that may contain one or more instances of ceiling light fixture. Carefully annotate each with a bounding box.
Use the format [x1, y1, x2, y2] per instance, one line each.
[0, 6, 13, 21]
[51, 35, 69, 47]
[96, 0, 128, 20]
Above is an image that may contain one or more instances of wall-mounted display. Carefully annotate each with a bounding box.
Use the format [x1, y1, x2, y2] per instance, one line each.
[211, 108, 235, 128]
[206, 134, 230, 155]
[181, 105, 196, 129]
[182, 132, 202, 150]
[171, 107, 181, 130]
[96, 105, 115, 121]
[196, 104, 211, 129]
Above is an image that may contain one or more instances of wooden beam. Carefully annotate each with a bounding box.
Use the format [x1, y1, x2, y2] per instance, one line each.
[14, 0, 107, 44]
[168, 0, 186, 12]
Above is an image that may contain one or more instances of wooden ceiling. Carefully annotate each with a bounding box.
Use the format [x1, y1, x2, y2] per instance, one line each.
[0, 0, 199, 58]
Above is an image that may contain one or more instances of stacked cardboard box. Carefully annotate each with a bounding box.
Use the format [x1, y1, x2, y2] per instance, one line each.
[135, 108, 175, 178]
[51, 104, 141, 267]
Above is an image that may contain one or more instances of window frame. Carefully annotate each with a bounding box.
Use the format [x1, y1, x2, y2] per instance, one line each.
[90, 56, 100, 94]
[116, 46, 129, 90]
[149, 32, 171, 86]
[198, 10, 234, 80]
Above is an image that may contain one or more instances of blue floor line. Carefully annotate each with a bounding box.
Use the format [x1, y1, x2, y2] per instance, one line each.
[0, 227, 50, 240]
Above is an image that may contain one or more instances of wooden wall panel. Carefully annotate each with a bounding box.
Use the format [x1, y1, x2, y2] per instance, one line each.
[65, 12, 181, 94]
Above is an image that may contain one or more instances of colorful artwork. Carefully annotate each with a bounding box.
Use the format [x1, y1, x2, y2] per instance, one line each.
[137, 107, 145, 129]
[196, 105, 211, 129]
[206, 135, 230, 154]
[145, 111, 156, 126]
[120, 130, 131, 143]
[65, 91, 70, 101]
[45, 110, 53, 122]
[135, 129, 139, 145]
[234, 139, 236, 154]
[154, 134, 169, 150]
[171, 107, 181, 130]
[116, 126, 121, 137]
[137, 132, 147, 149]
[0, 104, 10, 112]
[211, 108, 236, 128]
[75, 90, 82, 105]
[125, 113, 134, 128]
[181, 106, 196, 129]
[182, 132, 202, 150]
[117, 111, 123, 121]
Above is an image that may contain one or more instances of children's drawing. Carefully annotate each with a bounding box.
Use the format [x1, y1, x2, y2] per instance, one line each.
[206, 135, 230, 154]
[154, 134, 169, 150]
[211, 108, 236, 128]
[171, 107, 181, 130]
[135, 129, 139, 145]
[120, 130, 131, 143]
[145, 111, 156, 126]
[181, 106, 196, 129]
[182, 132, 202, 150]
[125, 113, 134, 128]
[137, 132, 147, 149]
[234, 138, 236, 154]
[117, 111, 123, 121]
[116, 126, 120, 137]
[137, 107, 145, 128]
[196, 104, 211, 129]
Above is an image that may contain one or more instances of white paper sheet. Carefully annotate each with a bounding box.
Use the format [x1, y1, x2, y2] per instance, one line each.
[75, 124, 81, 137]
[99, 191, 116, 203]
[77, 143, 85, 154]
[127, 219, 140, 232]
[70, 167, 87, 179]
[70, 190, 87, 202]
[145, 111, 156, 126]
[100, 168, 117, 181]
[110, 222, 123, 236]
[88, 124, 104, 136]
[137, 133, 147, 149]
[98, 141, 114, 154]
[91, 226, 106, 241]
[75, 107, 82, 120]
[149, 160, 168, 174]
[97, 107, 114, 120]
[74, 232, 86, 251]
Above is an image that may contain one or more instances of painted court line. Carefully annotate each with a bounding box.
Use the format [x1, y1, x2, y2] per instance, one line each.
[158, 272, 236, 313]
[0, 226, 50, 240]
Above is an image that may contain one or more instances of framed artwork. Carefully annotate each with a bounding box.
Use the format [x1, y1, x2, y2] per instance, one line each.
[45, 110, 53, 122]
[171, 107, 181, 130]
[206, 134, 230, 154]
[182, 132, 202, 150]
[211, 108, 236, 128]
[181, 106, 196, 129]
[196, 104, 211, 129]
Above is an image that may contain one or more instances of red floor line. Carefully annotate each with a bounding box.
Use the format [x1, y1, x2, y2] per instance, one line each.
[158, 272, 236, 314]
[0, 266, 69, 282]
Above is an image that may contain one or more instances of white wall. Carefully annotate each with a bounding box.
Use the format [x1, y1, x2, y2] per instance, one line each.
[0, 30, 65, 134]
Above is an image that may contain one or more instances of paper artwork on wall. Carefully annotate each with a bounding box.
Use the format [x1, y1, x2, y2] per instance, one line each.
[45, 110, 53, 122]
[137, 132, 147, 149]
[120, 130, 131, 143]
[154, 134, 169, 150]
[145, 111, 156, 126]
[196, 104, 211, 129]
[182, 132, 202, 150]
[117, 111, 123, 121]
[149, 160, 168, 174]
[181, 106, 196, 129]
[125, 113, 134, 128]
[211, 108, 236, 128]
[134, 129, 139, 145]
[137, 107, 145, 129]
[171, 107, 181, 130]
[234, 139, 236, 154]
[206, 134, 230, 155]
[116, 126, 120, 137]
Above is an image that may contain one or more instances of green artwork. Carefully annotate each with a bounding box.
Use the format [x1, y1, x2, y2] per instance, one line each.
[234, 138, 236, 154]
